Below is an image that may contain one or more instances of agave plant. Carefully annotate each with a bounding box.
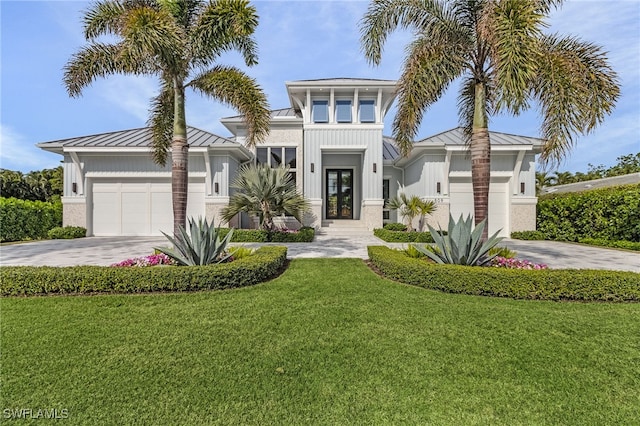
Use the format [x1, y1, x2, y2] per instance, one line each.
[155, 217, 233, 266]
[413, 215, 503, 266]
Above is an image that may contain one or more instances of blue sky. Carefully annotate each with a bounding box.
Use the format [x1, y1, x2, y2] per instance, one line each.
[1, 0, 638, 174]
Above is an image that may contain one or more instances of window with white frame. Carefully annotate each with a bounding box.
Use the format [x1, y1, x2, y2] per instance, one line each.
[312, 100, 329, 123]
[359, 99, 375, 123]
[335, 100, 352, 123]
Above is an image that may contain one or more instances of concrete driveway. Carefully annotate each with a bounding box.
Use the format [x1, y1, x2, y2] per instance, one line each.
[0, 235, 638, 272]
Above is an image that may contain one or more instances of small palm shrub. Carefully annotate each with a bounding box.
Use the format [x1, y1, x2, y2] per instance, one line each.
[229, 246, 254, 260]
[155, 217, 234, 266]
[488, 246, 517, 259]
[413, 215, 503, 266]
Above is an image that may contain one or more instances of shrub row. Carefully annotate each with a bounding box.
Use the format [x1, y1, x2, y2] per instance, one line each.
[374, 228, 442, 243]
[0, 197, 62, 242]
[218, 227, 315, 242]
[368, 246, 640, 302]
[578, 238, 640, 252]
[1, 246, 287, 296]
[537, 184, 640, 242]
[383, 223, 407, 231]
[510, 230, 547, 240]
[47, 226, 87, 239]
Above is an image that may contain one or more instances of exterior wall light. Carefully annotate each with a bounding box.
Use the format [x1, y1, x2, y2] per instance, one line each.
[520, 182, 525, 194]
[72, 182, 77, 194]
[373, 163, 377, 173]
[311, 163, 315, 173]
[214, 182, 219, 194]
[436, 182, 441, 194]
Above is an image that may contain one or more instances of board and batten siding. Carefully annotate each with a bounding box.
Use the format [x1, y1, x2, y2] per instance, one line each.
[303, 128, 383, 200]
[402, 154, 446, 198]
[516, 153, 536, 197]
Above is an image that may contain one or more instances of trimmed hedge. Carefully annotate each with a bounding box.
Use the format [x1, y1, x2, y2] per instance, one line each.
[47, 226, 87, 239]
[368, 246, 640, 302]
[374, 228, 443, 243]
[0, 197, 62, 242]
[1, 246, 287, 296]
[383, 223, 407, 231]
[538, 183, 640, 242]
[578, 238, 640, 252]
[511, 231, 547, 240]
[218, 227, 315, 242]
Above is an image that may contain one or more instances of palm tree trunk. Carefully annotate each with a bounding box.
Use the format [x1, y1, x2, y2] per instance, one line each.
[172, 80, 189, 237]
[470, 82, 490, 240]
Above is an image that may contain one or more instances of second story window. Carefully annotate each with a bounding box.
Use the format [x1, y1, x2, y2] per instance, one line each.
[256, 146, 298, 184]
[312, 100, 329, 123]
[359, 100, 375, 123]
[336, 100, 352, 123]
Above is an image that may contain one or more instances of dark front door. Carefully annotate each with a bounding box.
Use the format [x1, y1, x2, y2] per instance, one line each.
[326, 169, 353, 219]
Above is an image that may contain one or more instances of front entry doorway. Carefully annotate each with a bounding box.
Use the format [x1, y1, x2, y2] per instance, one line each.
[326, 169, 353, 219]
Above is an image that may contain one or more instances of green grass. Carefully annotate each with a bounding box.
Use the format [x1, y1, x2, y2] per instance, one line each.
[2, 259, 639, 424]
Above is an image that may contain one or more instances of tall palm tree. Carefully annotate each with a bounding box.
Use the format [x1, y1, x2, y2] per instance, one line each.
[535, 171, 554, 194]
[360, 0, 619, 238]
[64, 0, 270, 236]
[222, 164, 310, 231]
[553, 171, 574, 185]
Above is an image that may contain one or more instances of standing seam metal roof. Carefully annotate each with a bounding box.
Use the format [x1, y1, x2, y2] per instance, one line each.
[37, 126, 239, 149]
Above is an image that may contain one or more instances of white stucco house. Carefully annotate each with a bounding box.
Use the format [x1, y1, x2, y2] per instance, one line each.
[38, 78, 544, 237]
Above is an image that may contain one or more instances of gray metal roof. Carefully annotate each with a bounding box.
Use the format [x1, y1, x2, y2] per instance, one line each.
[222, 107, 301, 121]
[383, 136, 400, 161]
[414, 127, 545, 147]
[37, 126, 239, 150]
[383, 128, 545, 161]
[288, 77, 397, 84]
[541, 173, 640, 195]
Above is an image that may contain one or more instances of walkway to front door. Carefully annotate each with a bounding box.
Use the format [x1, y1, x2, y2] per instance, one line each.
[326, 169, 353, 219]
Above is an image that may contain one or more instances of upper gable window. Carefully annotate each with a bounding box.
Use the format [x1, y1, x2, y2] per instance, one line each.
[336, 100, 352, 123]
[312, 100, 329, 123]
[359, 100, 375, 123]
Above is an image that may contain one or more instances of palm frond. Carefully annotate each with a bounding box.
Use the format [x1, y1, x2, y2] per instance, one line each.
[533, 34, 620, 166]
[63, 42, 149, 97]
[147, 77, 174, 166]
[190, 0, 259, 67]
[484, 0, 546, 114]
[189, 65, 270, 146]
[394, 33, 468, 156]
[359, 0, 454, 66]
[83, 0, 127, 40]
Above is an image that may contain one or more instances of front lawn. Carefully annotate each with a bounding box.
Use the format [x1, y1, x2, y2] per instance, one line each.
[2, 259, 638, 424]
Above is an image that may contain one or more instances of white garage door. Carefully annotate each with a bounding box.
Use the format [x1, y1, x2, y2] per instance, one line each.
[92, 179, 205, 236]
[449, 179, 509, 237]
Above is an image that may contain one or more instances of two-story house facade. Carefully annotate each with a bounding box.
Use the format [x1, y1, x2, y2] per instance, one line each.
[39, 78, 543, 237]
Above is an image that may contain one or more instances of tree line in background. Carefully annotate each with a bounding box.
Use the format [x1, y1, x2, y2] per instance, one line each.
[0, 166, 63, 202]
[536, 152, 640, 192]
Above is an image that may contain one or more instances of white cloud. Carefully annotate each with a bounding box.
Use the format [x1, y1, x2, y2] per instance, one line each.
[0, 125, 62, 172]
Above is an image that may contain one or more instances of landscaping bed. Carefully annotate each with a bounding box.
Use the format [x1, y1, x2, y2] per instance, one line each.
[373, 228, 436, 243]
[218, 227, 314, 242]
[368, 246, 640, 302]
[0, 246, 287, 296]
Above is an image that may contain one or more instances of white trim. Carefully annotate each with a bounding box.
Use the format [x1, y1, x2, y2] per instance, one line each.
[362, 199, 384, 206]
[449, 171, 513, 178]
[443, 151, 452, 195]
[320, 145, 367, 152]
[69, 151, 85, 196]
[61, 196, 86, 204]
[305, 123, 383, 131]
[512, 150, 526, 195]
[511, 196, 538, 205]
[203, 152, 212, 196]
[205, 196, 230, 203]
[444, 145, 534, 152]
[85, 172, 207, 178]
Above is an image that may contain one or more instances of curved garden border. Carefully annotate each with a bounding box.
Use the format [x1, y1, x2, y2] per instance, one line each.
[368, 246, 640, 302]
[1, 246, 287, 296]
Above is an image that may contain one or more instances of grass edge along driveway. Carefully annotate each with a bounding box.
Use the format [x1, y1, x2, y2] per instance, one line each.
[2, 258, 639, 425]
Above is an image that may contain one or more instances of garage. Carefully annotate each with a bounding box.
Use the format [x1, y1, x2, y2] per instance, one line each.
[449, 178, 509, 237]
[91, 179, 205, 236]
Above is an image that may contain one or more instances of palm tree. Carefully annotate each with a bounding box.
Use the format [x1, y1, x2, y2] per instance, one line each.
[64, 0, 270, 236]
[387, 192, 436, 231]
[221, 164, 310, 231]
[360, 0, 619, 238]
[535, 171, 554, 194]
[553, 171, 574, 185]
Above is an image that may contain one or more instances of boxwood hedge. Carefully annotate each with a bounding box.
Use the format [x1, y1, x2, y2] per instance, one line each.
[368, 246, 640, 302]
[218, 227, 315, 242]
[1, 246, 287, 297]
[0, 197, 62, 242]
[373, 228, 436, 243]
